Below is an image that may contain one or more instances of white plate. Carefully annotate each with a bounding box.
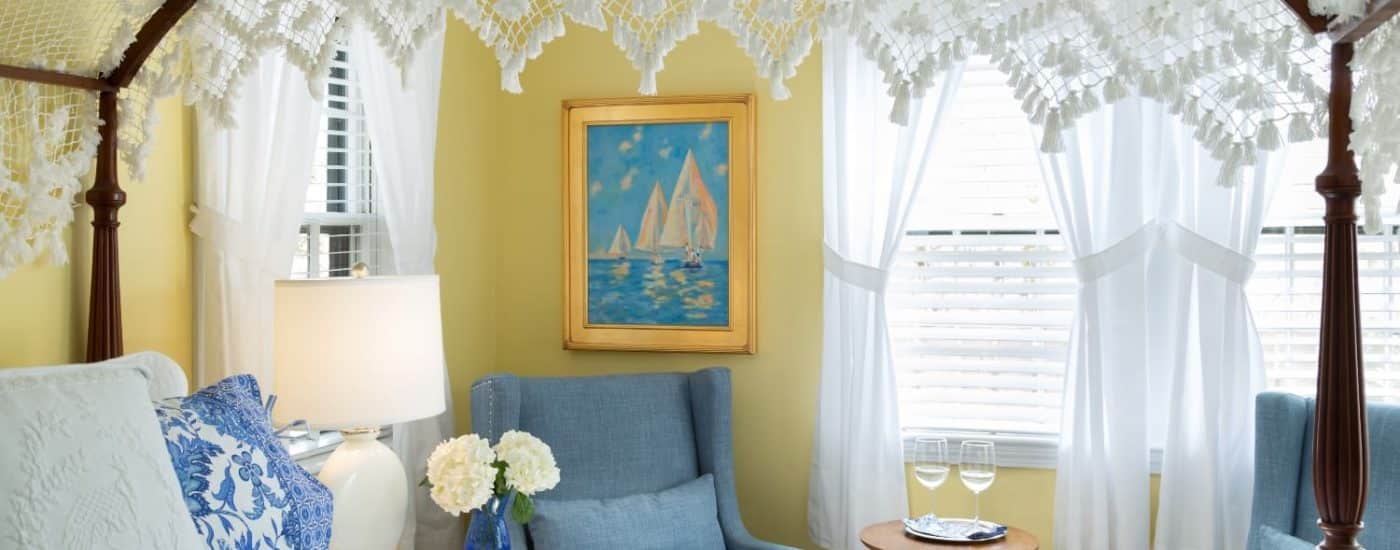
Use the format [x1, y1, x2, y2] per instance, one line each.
[903, 517, 1008, 543]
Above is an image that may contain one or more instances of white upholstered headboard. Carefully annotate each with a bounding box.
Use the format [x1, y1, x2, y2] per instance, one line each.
[99, 351, 190, 400]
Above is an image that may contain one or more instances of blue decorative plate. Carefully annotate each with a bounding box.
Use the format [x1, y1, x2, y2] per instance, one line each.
[903, 515, 1009, 542]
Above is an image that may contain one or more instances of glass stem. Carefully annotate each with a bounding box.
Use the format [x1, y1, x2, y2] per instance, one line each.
[974, 492, 981, 529]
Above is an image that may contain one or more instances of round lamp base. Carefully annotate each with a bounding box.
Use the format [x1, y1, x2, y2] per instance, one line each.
[318, 428, 407, 550]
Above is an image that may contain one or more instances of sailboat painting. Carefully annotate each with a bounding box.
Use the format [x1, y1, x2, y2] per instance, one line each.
[564, 95, 754, 353]
[584, 121, 730, 327]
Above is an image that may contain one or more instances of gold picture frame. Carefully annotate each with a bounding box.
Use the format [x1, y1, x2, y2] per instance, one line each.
[563, 95, 756, 353]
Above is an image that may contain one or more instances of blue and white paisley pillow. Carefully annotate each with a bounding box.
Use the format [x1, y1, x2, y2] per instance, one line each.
[155, 374, 333, 549]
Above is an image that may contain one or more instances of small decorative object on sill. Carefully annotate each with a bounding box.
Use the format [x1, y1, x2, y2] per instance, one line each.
[423, 430, 562, 550]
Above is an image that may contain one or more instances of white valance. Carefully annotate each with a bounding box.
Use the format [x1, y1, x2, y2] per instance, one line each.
[0, 0, 1396, 278]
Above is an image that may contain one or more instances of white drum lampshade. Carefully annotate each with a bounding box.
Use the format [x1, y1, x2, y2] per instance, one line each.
[273, 275, 447, 550]
[273, 275, 446, 428]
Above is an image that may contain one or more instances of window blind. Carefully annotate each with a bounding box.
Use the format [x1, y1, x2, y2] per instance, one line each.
[890, 57, 1071, 440]
[1250, 225, 1400, 403]
[1252, 139, 1400, 403]
[292, 48, 387, 279]
[890, 230, 1073, 436]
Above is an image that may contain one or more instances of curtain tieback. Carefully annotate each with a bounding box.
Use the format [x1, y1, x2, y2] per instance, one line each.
[189, 205, 262, 263]
[1159, 221, 1255, 284]
[1073, 220, 1254, 285]
[1073, 222, 1158, 283]
[823, 244, 889, 293]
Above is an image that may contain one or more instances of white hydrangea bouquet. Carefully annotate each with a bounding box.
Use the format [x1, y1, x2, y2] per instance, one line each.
[424, 430, 561, 528]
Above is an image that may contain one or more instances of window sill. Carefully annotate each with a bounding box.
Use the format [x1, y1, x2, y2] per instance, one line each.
[901, 431, 1164, 473]
[282, 426, 394, 475]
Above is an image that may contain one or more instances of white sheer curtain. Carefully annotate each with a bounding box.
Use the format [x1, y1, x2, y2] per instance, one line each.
[810, 30, 964, 550]
[349, 21, 462, 550]
[1151, 123, 1281, 550]
[1042, 97, 1282, 549]
[191, 53, 319, 387]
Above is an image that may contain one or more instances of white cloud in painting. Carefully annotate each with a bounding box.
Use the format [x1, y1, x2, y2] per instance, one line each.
[714, 163, 728, 176]
[618, 140, 634, 153]
[633, 126, 643, 142]
[699, 123, 713, 140]
[659, 145, 673, 158]
[620, 167, 639, 191]
[590, 181, 603, 195]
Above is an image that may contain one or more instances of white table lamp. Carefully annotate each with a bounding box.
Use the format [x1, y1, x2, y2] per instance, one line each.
[273, 274, 446, 550]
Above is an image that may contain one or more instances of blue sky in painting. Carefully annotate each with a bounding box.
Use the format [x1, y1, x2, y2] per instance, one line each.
[586, 121, 730, 258]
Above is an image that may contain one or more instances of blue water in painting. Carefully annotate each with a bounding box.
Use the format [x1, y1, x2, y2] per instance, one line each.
[587, 259, 729, 326]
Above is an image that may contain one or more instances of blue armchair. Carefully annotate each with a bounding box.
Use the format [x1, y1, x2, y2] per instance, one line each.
[1248, 392, 1400, 549]
[470, 367, 793, 550]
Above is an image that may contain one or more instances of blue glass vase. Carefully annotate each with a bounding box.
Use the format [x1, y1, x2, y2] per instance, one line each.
[465, 492, 513, 550]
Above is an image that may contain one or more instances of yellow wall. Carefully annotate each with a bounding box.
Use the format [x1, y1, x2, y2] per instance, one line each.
[0, 97, 195, 382]
[428, 20, 829, 545]
[113, 99, 197, 377]
[0, 262, 71, 366]
[435, 20, 502, 434]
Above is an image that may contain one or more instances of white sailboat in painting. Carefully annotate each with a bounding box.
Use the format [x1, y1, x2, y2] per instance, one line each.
[659, 149, 719, 269]
[634, 182, 668, 264]
[608, 225, 632, 260]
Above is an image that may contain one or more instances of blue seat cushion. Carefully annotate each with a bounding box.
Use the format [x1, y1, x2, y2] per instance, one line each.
[1255, 526, 1313, 550]
[154, 375, 333, 549]
[528, 474, 725, 550]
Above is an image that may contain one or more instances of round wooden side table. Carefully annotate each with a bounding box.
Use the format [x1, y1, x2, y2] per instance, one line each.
[860, 521, 1039, 550]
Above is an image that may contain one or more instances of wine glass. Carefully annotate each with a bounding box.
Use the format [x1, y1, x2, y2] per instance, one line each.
[913, 437, 950, 517]
[959, 440, 996, 530]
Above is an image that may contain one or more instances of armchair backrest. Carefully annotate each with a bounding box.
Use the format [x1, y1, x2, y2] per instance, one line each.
[470, 371, 702, 500]
[1251, 392, 1400, 547]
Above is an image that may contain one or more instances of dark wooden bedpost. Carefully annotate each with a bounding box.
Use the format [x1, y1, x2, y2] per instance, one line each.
[1312, 41, 1369, 550]
[84, 90, 125, 361]
[80, 0, 198, 361]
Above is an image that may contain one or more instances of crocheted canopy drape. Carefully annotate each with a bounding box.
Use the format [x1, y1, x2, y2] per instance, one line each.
[0, 1, 1393, 548]
[0, 0, 1395, 279]
[0, 0, 1396, 278]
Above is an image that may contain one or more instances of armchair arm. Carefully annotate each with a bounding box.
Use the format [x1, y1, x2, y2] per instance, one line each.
[689, 368, 799, 550]
[1247, 393, 1312, 549]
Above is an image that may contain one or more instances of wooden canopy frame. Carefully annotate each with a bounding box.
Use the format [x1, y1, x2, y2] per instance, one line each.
[0, 2, 1394, 547]
[0, 0, 196, 362]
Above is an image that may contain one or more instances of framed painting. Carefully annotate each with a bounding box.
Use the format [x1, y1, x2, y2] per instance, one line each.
[563, 95, 756, 353]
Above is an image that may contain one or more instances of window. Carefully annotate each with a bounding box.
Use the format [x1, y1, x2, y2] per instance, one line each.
[1251, 141, 1400, 403]
[291, 48, 387, 279]
[891, 62, 1400, 470]
[890, 57, 1071, 467]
